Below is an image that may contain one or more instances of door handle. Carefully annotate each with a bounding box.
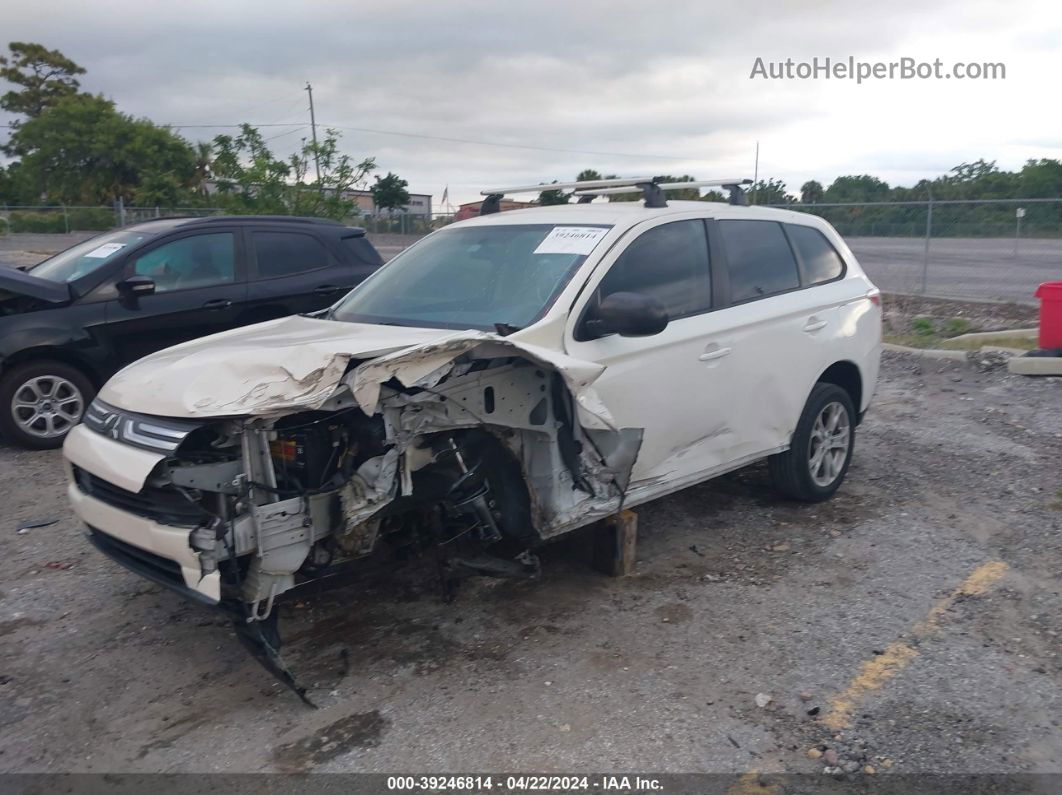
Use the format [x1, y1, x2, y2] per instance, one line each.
[203, 298, 232, 310]
[314, 285, 341, 295]
[804, 317, 827, 332]
[698, 346, 732, 362]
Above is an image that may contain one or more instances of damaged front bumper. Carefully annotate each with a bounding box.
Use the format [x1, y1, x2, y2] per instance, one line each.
[64, 330, 643, 619]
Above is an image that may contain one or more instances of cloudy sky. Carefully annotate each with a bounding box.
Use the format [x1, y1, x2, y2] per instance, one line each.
[4, 0, 1061, 207]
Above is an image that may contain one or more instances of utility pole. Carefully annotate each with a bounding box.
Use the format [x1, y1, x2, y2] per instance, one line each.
[305, 82, 322, 188]
[921, 185, 933, 294]
[1014, 207, 1025, 258]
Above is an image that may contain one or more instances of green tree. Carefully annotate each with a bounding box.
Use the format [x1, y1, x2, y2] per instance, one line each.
[823, 174, 890, 203]
[750, 178, 794, 205]
[8, 93, 196, 203]
[1018, 158, 1062, 198]
[800, 180, 824, 204]
[211, 124, 374, 219]
[210, 124, 294, 213]
[370, 171, 411, 213]
[0, 42, 85, 124]
[537, 180, 570, 205]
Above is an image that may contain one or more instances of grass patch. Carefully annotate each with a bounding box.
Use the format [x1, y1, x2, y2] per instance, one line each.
[938, 334, 1038, 351]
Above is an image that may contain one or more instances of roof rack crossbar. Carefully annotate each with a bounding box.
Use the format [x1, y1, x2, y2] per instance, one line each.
[477, 176, 753, 214]
[574, 178, 754, 205]
[480, 176, 660, 196]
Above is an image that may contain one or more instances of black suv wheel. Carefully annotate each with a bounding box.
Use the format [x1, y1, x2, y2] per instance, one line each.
[0, 360, 95, 449]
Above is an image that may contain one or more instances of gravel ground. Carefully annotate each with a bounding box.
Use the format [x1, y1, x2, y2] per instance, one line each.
[0, 352, 1059, 778]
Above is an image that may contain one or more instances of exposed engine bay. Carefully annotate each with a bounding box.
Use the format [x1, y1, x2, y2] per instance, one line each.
[70, 332, 642, 703]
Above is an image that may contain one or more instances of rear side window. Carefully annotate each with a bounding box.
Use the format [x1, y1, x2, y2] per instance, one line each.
[719, 220, 800, 303]
[598, 219, 711, 317]
[341, 235, 384, 268]
[786, 224, 846, 284]
[252, 232, 330, 278]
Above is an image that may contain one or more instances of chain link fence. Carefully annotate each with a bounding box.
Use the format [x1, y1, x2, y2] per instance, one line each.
[3, 200, 1058, 303]
[768, 198, 1062, 303]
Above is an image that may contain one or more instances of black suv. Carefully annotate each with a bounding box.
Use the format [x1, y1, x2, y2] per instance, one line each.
[0, 215, 383, 448]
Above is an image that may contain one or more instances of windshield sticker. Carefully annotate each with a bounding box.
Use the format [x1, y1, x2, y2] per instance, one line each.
[533, 227, 608, 256]
[84, 242, 127, 259]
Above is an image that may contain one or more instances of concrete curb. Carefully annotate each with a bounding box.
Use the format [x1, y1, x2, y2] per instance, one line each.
[1008, 356, 1062, 376]
[882, 343, 968, 361]
[950, 327, 1039, 342]
[882, 291, 1038, 308]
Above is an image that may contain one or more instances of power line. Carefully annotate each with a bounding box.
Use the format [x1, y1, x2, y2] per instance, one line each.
[325, 124, 695, 161]
[1, 120, 699, 161]
[262, 125, 308, 143]
[163, 122, 305, 128]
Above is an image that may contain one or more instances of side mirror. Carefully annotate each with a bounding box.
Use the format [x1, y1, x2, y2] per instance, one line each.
[587, 291, 669, 338]
[117, 275, 156, 299]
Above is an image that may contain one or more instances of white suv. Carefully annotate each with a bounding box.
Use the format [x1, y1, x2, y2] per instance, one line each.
[63, 179, 881, 630]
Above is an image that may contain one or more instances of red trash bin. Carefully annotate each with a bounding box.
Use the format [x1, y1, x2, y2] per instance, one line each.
[1035, 282, 1062, 350]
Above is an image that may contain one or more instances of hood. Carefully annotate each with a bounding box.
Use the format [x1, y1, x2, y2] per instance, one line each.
[0, 266, 72, 304]
[99, 315, 452, 417]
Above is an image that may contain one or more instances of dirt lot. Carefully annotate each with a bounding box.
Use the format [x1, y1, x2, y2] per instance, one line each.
[0, 352, 1059, 778]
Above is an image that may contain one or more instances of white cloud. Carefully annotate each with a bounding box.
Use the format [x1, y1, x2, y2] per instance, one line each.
[3, 0, 1060, 206]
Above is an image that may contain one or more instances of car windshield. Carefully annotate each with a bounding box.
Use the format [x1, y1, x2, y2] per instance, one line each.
[331, 223, 610, 330]
[30, 229, 157, 283]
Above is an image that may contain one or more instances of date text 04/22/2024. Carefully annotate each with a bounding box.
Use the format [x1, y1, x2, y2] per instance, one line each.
[385, 775, 664, 791]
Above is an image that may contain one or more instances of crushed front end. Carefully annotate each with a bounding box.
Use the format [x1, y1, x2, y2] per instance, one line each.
[64, 333, 641, 701]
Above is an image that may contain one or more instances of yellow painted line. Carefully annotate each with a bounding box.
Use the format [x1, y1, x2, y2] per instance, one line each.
[821, 561, 1008, 730]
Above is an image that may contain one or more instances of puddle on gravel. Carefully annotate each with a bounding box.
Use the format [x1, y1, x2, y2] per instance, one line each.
[273, 710, 388, 771]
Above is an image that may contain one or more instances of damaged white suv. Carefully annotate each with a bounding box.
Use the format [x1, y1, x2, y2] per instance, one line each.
[63, 177, 880, 691]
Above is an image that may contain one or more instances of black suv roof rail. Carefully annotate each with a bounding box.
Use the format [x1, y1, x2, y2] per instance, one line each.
[191, 215, 345, 226]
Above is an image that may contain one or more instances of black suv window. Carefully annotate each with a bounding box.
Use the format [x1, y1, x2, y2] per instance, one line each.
[132, 233, 236, 293]
[253, 232, 330, 278]
[786, 224, 845, 285]
[598, 220, 711, 317]
[719, 220, 800, 303]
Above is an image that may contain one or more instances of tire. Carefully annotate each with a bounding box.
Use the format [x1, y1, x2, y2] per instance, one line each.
[0, 360, 95, 450]
[768, 382, 855, 502]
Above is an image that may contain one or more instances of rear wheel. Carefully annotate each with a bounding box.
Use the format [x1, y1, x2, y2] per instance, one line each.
[0, 360, 95, 449]
[768, 382, 855, 502]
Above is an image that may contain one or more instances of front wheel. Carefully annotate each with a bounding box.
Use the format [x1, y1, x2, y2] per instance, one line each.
[0, 360, 95, 449]
[768, 383, 855, 502]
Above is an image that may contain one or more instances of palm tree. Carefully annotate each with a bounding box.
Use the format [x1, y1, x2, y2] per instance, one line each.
[191, 141, 214, 197]
[800, 180, 824, 204]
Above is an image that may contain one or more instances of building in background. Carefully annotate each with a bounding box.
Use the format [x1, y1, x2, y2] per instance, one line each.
[342, 189, 432, 218]
[454, 199, 536, 222]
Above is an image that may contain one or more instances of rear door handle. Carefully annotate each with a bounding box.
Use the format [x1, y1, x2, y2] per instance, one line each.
[203, 298, 232, 310]
[698, 346, 732, 362]
[804, 317, 827, 332]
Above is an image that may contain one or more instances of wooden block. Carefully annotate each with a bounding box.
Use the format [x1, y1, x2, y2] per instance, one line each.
[591, 509, 638, 577]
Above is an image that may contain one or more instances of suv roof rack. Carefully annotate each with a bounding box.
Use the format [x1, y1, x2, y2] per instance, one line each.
[574, 178, 753, 206]
[193, 215, 345, 226]
[478, 177, 753, 214]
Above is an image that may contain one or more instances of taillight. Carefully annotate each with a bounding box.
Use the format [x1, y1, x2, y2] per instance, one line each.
[867, 291, 882, 308]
